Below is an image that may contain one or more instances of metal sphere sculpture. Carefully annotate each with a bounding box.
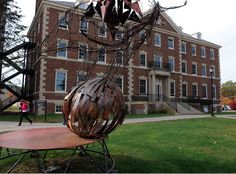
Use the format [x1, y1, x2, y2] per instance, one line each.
[63, 77, 126, 138]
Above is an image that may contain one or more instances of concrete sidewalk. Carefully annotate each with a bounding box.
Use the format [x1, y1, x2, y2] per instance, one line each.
[0, 114, 235, 133]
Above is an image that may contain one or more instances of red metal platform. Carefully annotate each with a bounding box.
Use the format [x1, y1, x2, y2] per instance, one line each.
[0, 127, 97, 150]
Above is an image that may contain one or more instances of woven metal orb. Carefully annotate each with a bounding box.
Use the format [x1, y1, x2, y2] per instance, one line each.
[63, 77, 126, 138]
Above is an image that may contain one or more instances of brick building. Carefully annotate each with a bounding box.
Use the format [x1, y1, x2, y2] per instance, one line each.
[27, 0, 221, 115]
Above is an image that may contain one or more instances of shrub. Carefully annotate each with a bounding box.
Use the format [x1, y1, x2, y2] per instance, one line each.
[148, 103, 175, 115]
[229, 102, 236, 110]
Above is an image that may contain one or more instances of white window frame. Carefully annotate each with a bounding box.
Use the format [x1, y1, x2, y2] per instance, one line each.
[211, 65, 216, 78]
[154, 54, 162, 68]
[78, 42, 88, 60]
[210, 49, 215, 60]
[115, 50, 123, 64]
[191, 44, 196, 56]
[182, 82, 188, 98]
[192, 83, 198, 98]
[181, 42, 187, 54]
[55, 70, 67, 93]
[212, 85, 217, 99]
[139, 30, 146, 44]
[154, 33, 161, 47]
[76, 71, 87, 83]
[55, 105, 63, 114]
[201, 64, 207, 77]
[80, 18, 88, 33]
[192, 62, 197, 75]
[182, 61, 187, 74]
[116, 76, 124, 93]
[98, 46, 106, 63]
[58, 13, 68, 30]
[201, 46, 206, 58]
[168, 37, 174, 49]
[139, 51, 147, 67]
[202, 84, 208, 99]
[98, 23, 107, 38]
[57, 39, 68, 58]
[168, 56, 175, 71]
[139, 78, 147, 95]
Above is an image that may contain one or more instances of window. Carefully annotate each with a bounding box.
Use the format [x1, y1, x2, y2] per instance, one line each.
[201, 64, 206, 76]
[57, 40, 67, 58]
[202, 85, 207, 99]
[210, 66, 216, 77]
[154, 33, 161, 46]
[210, 49, 215, 59]
[115, 51, 123, 64]
[170, 81, 175, 97]
[139, 30, 146, 43]
[168, 37, 174, 49]
[154, 54, 162, 68]
[191, 44, 196, 56]
[182, 83, 187, 97]
[55, 71, 66, 92]
[55, 105, 63, 113]
[192, 63, 197, 75]
[59, 14, 68, 29]
[139, 79, 147, 95]
[192, 84, 198, 98]
[98, 47, 105, 62]
[182, 61, 187, 73]
[212, 85, 216, 99]
[77, 73, 87, 83]
[116, 77, 123, 92]
[115, 30, 123, 40]
[80, 19, 88, 32]
[181, 42, 186, 54]
[139, 52, 146, 67]
[168, 57, 175, 71]
[201, 46, 206, 58]
[98, 24, 107, 37]
[78, 43, 87, 60]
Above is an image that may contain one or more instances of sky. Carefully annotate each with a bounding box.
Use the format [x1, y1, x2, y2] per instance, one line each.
[15, 0, 236, 84]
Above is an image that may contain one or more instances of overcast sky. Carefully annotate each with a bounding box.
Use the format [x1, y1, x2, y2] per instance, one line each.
[15, 0, 236, 84]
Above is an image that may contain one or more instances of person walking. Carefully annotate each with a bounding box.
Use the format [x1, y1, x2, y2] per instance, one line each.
[18, 100, 32, 126]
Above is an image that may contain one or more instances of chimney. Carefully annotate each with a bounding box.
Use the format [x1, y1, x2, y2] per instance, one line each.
[197, 32, 202, 39]
[178, 26, 183, 32]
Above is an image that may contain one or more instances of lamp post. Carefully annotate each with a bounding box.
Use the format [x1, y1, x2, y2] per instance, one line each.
[209, 67, 215, 116]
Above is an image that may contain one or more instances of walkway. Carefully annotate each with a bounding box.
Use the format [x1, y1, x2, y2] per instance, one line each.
[0, 114, 235, 133]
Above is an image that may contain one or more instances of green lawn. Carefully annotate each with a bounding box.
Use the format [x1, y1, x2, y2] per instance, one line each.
[1, 118, 236, 173]
[0, 113, 173, 122]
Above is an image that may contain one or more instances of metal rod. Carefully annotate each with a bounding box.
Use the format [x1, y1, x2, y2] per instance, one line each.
[7, 154, 26, 173]
[64, 146, 78, 173]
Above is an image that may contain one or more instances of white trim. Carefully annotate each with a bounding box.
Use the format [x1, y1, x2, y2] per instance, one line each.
[57, 39, 68, 58]
[55, 70, 67, 93]
[201, 46, 206, 58]
[139, 77, 147, 95]
[139, 51, 147, 67]
[181, 41, 187, 54]
[192, 62, 198, 75]
[154, 33, 161, 47]
[202, 84, 208, 99]
[78, 42, 88, 60]
[182, 60, 187, 74]
[182, 82, 188, 98]
[58, 13, 68, 30]
[98, 23, 107, 38]
[55, 105, 63, 114]
[79, 18, 89, 33]
[168, 36, 175, 49]
[192, 83, 198, 97]
[97, 46, 106, 63]
[191, 44, 197, 56]
[201, 64, 207, 77]
[210, 48, 215, 60]
[170, 80, 176, 98]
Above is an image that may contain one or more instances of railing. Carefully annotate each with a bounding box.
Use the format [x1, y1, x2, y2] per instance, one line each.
[0, 95, 20, 111]
[148, 61, 172, 72]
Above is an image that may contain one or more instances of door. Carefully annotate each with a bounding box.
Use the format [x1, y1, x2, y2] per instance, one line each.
[155, 83, 162, 101]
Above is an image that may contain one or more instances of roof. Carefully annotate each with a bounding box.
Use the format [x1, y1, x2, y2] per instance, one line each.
[48, 0, 88, 9]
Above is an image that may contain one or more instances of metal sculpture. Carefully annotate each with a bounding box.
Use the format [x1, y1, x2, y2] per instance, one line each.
[63, 77, 126, 138]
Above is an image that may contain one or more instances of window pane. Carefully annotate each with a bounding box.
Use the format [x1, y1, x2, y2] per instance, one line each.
[79, 44, 87, 60]
[116, 78, 123, 91]
[202, 86, 207, 98]
[182, 62, 186, 73]
[98, 48, 105, 62]
[168, 58, 174, 71]
[154, 54, 161, 68]
[56, 72, 66, 91]
[192, 85, 197, 97]
[139, 79, 146, 94]
[116, 51, 123, 64]
[80, 19, 88, 32]
[139, 53, 146, 66]
[155, 35, 161, 46]
[192, 45, 196, 55]
[57, 41, 67, 57]
[182, 84, 187, 97]
[168, 38, 174, 49]
[59, 15, 67, 28]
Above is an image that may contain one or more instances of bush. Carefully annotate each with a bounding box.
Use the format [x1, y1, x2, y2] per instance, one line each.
[148, 103, 175, 115]
[229, 102, 236, 110]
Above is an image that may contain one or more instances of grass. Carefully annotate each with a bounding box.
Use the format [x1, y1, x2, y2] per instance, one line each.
[215, 111, 236, 115]
[1, 118, 236, 172]
[0, 113, 173, 122]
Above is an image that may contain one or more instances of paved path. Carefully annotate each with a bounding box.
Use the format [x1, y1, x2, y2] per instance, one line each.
[0, 114, 236, 133]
